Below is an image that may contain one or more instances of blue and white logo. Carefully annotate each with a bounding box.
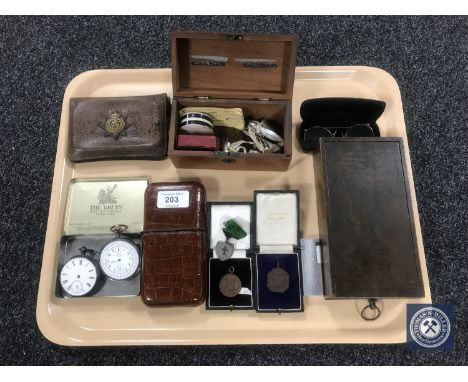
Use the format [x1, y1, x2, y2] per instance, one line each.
[407, 304, 454, 351]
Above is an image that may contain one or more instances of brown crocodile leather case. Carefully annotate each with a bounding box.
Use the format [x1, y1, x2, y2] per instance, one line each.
[142, 182, 206, 306]
[68, 93, 169, 162]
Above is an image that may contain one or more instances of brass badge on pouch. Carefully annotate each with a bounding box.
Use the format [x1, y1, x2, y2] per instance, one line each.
[105, 111, 126, 140]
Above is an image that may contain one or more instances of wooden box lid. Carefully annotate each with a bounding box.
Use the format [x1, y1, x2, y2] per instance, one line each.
[319, 138, 424, 298]
[171, 32, 297, 100]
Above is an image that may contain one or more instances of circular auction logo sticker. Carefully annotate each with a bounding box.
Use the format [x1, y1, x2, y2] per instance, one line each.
[410, 307, 451, 348]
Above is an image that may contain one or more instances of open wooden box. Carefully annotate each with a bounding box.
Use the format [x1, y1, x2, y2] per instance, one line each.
[168, 32, 297, 171]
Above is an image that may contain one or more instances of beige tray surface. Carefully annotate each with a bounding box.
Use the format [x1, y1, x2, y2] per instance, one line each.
[36, 66, 431, 346]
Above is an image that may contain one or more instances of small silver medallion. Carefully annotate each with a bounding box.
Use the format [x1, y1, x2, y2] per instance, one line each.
[267, 263, 290, 293]
[215, 241, 234, 261]
[219, 266, 242, 298]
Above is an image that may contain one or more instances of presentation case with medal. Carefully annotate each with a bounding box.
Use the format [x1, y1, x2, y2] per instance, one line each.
[253, 190, 304, 312]
[168, 31, 297, 171]
[206, 202, 255, 310]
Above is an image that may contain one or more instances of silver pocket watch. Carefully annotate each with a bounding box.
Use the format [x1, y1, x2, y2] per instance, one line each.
[99, 235, 140, 280]
[59, 246, 103, 297]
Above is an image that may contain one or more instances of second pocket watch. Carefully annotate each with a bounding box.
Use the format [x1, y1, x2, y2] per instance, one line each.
[99, 237, 140, 280]
[99, 224, 141, 281]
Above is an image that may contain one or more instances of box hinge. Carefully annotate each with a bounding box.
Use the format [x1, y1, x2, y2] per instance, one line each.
[225, 34, 243, 41]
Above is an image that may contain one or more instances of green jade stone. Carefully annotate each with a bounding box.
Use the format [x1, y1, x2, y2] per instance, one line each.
[222, 219, 247, 240]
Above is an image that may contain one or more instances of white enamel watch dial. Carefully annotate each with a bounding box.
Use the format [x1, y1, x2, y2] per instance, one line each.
[60, 256, 99, 297]
[99, 239, 140, 280]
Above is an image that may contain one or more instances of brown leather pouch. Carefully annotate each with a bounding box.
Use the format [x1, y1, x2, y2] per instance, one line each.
[142, 182, 206, 306]
[68, 93, 169, 162]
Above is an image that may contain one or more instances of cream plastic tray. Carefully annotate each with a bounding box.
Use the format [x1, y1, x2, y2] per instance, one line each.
[36, 66, 431, 346]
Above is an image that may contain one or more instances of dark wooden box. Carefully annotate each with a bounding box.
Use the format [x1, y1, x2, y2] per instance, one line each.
[168, 32, 297, 171]
[314, 138, 424, 299]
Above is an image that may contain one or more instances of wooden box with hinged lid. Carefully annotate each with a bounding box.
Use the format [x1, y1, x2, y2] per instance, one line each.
[313, 137, 425, 300]
[168, 32, 297, 171]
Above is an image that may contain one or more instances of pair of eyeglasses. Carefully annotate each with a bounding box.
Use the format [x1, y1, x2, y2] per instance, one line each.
[302, 124, 374, 151]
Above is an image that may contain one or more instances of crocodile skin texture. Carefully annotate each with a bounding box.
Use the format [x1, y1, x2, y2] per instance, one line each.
[144, 182, 206, 232]
[68, 93, 169, 162]
[142, 231, 206, 306]
[142, 182, 207, 306]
